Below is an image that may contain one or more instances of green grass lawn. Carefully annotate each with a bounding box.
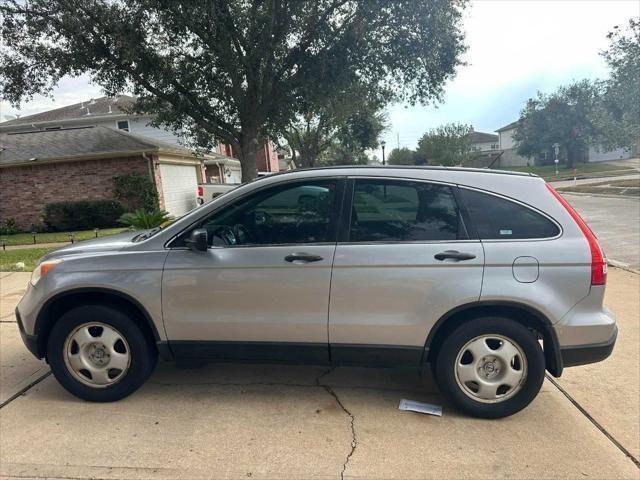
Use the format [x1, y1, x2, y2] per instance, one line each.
[0, 247, 57, 272]
[496, 162, 633, 181]
[0, 227, 128, 247]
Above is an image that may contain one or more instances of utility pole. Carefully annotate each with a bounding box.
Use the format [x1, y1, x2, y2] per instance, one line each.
[381, 141, 386, 165]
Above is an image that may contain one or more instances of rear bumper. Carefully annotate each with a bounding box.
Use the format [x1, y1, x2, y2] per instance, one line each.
[560, 326, 617, 368]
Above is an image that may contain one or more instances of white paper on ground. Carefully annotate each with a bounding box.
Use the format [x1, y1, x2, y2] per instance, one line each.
[398, 399, 443, 417]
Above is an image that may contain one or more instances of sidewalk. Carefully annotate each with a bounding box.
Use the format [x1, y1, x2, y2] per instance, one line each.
[551, 172, 639, 189]
[2, 241, 68, 251]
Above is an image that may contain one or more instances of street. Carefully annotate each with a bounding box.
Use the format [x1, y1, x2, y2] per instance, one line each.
[562, 193, 640, 270]
[1, 269, 638, 479]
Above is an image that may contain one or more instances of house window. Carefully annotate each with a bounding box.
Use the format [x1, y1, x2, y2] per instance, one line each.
[116, 120, 130, 132]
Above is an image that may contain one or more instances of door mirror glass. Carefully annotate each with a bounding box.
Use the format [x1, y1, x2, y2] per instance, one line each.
[185, 228, 208, 252]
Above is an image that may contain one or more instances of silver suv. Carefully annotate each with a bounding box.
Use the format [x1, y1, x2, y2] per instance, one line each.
[16, 167, 617, 418]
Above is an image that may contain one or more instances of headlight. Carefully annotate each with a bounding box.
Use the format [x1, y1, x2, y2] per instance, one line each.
[30, 259, 62, 286]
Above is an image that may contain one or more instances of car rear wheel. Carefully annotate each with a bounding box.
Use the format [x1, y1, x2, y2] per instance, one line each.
[47, 304, 157, 402]
[434, 317, 545, 418]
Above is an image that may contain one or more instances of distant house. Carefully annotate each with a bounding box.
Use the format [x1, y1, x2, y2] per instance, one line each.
[462, 128, 503, 168]
[468, 128, 499, 152]
[0, 126, 226, 229]
[0, 95, 243, 183]
[495, 121, 530, 167]
[496, 120, 635, 166]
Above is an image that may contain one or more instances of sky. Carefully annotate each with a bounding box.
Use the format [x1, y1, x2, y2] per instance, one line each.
[1, 0, 638, 156]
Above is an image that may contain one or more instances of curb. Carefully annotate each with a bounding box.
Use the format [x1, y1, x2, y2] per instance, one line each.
[608, 259, 639, 275]
[558, 191, 640, 200]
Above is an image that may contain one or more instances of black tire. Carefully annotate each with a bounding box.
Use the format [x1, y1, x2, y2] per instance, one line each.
[434, 317, 545, 419]
[46, 304, 157, 402]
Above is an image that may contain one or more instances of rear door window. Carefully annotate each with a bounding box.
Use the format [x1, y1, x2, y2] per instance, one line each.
[459, 188, 560, 239]
[348, 179, 466, 242]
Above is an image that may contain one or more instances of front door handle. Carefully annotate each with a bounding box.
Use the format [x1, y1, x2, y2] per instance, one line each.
[434, 250, 476, 261]
[285, 253, 324, 263]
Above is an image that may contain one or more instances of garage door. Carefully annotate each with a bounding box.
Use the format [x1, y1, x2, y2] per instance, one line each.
[159, 163, 199, 217]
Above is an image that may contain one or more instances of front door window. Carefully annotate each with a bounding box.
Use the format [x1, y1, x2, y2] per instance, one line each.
[191, 180, 339, 247]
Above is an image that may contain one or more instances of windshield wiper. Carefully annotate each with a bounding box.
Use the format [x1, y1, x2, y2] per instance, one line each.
[132, 227, 162, 242]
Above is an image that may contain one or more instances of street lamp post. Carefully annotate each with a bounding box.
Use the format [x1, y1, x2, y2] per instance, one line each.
[381, 141, 386, 165]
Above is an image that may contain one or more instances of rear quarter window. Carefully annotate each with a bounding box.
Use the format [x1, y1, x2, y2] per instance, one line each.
[460, 188, 560, 240]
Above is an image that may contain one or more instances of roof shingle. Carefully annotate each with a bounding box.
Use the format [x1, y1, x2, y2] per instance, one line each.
[0, 95, 136, 127]
[0, 126, 198, 166]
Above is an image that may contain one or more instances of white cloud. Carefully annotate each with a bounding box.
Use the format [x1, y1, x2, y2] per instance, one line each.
[0, 74, 103, 121]
[380, 0, 639, 154]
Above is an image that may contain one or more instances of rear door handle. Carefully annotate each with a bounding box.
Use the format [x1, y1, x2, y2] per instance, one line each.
[434, 250, 476, 261]
[285, 253, 324, 263]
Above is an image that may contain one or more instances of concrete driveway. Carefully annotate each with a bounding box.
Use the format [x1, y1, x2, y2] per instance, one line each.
[1, 270, 638, 479]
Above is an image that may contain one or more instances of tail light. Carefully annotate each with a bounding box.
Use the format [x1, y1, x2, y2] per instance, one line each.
[197, 186, 203, 197]
[546, 184, 607, 285]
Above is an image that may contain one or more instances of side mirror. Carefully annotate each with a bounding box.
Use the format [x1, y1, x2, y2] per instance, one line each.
[185, 228, 208, 252]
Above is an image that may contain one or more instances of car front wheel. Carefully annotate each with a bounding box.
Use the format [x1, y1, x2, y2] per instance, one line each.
[47, 304, 157, 402]
[434, 317, 545, 418]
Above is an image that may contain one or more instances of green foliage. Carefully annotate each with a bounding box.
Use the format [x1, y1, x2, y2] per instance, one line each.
[416, 123, 473, 166]
[0, 218, 19, 235]
[284, 87, 387, 168]
[387, 148, 417, 165]
[118, 210, 173, 230]
[112, 173, 159, 212]
[0, 0, 468, 180]
[43, 201, 125, 231]
[513, 80, 600, 168]
[318, 144, 370, 167]
[594, 18, 640, 150]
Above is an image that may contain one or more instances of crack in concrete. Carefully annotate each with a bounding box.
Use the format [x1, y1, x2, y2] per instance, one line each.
[150, 369, 365, 479]
[322, 385, 357, 480]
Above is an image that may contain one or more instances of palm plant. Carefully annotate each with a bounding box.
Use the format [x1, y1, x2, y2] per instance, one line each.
[118, 209, 173, 230]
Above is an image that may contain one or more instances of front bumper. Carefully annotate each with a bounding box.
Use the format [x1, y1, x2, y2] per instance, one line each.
[15, 307, 40, 358]
[560, 325, 618, 368]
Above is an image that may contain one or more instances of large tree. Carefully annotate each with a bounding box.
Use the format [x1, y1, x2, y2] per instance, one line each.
[594, 18, 640, 150]
[514, 80, 600, 168]
[387, 147, 417, 165]
[415, 123, 472, 166]
[0, 0, 467, 180]
[283, 87, 386, 168]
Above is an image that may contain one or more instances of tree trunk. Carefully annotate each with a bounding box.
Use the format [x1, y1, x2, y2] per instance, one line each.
[237, 128, 259, 181]
[298, 148, 317, 169]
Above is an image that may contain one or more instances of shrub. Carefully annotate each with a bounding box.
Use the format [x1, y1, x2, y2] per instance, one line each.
[43, 200, 125, 231]
[118, 209, 173, 230]
[0, 218, 18, 235]
[112, 173, 159, 212]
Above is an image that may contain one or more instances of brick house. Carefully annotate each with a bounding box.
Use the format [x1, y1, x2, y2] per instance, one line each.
[1, 95, 278, 182]
[0, 126, 228, 230]
[207, 140, 280, 182]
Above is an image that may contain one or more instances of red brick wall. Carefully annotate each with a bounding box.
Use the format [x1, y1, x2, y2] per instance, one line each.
[0, 156, 151, 230]
[256, 140, 279, 173]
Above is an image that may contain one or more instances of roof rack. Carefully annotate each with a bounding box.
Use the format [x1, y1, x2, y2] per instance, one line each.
[269, 165, 535, 178]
